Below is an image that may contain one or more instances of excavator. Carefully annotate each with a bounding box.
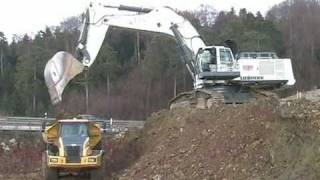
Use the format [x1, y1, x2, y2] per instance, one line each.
[44, 2, 295, 109]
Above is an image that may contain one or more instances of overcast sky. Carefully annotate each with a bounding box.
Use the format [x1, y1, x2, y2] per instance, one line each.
[0, 0, 284, 41]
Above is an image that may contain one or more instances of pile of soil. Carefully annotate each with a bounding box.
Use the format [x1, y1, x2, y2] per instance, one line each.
[4, 90, 320, 180]
[0, 132, 42, 180]
[115, 92, 320, 180]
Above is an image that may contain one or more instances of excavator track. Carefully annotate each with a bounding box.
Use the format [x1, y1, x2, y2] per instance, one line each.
[250, 89, 280, 102]
[169, 89, 225, 109]
[169, 87, 280, 109]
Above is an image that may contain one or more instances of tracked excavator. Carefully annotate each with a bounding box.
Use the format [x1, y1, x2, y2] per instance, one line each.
[44, 2, 295, 108]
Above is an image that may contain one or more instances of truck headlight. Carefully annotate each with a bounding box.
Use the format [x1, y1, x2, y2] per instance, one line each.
[88, 158, 96, 163]
[50, 158, 58, 163]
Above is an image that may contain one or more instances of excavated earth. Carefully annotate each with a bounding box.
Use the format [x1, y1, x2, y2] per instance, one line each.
[3, 90, 320, 180]
[116, 91, 320, 180]
[0, 133, 42, 180]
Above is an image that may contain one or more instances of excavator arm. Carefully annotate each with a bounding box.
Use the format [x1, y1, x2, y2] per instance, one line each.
[44, 2, 206, 104]
[78, 3, 205, 67]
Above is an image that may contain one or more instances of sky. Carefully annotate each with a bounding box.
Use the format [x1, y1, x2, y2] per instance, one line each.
[0, 0, 284, 41]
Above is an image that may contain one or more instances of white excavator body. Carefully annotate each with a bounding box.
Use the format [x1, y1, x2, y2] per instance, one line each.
[44, 2, 295, 105]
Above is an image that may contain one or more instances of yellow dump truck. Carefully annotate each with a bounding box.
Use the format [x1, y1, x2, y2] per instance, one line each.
[41, 118, 107, 180]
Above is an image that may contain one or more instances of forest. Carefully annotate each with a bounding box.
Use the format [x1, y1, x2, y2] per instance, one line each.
[0, 0, 319, 119]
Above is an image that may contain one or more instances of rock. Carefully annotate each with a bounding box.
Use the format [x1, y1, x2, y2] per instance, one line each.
[2, 145, 10, 152]
[174, 170, 185, 178]
[152, 174, 162, 180]
[9, 138, 17, 146]
[201, 129, 210, 137]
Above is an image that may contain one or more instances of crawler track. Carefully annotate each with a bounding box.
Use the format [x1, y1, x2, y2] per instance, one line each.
[169, 87, 279, 109]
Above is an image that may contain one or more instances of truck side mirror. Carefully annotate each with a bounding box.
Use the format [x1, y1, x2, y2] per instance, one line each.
[41, 122, 46, 133]
[102, 122, 107, 134]
[100, 119, 114, 135]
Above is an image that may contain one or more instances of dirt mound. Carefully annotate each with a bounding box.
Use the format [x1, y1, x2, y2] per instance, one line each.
[116, 94, 320, 179]
[0, 132, 42, 179]
[4, 90, 320, 180]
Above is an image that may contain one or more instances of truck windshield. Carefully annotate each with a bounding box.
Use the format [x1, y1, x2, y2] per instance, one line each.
[61, 123, 88, 137]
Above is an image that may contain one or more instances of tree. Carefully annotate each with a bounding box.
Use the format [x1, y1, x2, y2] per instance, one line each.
[267, 0, 320, 89]
[0, 32, 8, 76]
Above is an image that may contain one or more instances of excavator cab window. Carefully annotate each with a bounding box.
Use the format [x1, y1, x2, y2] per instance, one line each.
[197, 48, 217, 72]
[219, 48, 233, 64]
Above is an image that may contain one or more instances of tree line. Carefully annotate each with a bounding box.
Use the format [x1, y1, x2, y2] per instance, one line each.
[0, 0, 319, 119]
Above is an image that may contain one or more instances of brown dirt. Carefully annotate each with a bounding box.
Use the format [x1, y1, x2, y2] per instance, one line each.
[115, 95, 320, 180]
[0, 133, 42, 179]
[4, 90, 320, 180]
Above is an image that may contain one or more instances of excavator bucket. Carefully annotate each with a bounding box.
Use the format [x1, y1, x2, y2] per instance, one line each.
[44, 52, 84, 105]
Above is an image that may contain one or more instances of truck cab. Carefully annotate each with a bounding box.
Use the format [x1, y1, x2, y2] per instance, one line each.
[41, 119, 106, 180]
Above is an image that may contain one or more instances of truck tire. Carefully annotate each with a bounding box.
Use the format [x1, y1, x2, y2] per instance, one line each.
[42, 152, 59, 180]
[90, 156, 106, 180]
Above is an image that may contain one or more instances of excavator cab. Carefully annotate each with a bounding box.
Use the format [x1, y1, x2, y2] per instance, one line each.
[196, 46, 240, 81]
[197, 48, 216, 72]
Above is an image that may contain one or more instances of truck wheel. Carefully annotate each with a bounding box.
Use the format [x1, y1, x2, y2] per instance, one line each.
[91, 156, 106, 180]
[42, 152, 59, 180]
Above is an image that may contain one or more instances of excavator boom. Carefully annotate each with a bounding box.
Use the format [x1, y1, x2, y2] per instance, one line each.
[44, 3, 207, 104]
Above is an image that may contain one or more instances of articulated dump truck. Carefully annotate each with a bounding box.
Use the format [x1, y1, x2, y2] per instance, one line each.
[41, 118, 108, 180]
